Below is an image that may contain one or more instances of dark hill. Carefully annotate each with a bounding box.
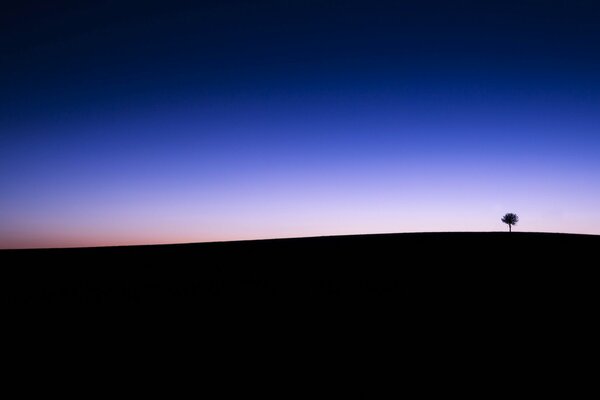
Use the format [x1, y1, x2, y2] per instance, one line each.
[2, 232, 597, 309]
[3, 232, 597, 390]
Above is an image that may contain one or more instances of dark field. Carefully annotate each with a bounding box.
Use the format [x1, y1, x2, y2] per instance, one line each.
[2, 232, 597, 310]
[3, 232, 597, 391]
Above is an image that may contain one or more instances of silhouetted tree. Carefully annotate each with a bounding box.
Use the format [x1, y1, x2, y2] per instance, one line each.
[501, 213, 519, 232]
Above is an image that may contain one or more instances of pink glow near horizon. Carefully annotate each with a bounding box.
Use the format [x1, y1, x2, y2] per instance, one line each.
[2, 167, 599, 248]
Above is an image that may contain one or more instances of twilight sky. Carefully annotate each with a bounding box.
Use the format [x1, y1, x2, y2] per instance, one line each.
[2, 0, 600, 248]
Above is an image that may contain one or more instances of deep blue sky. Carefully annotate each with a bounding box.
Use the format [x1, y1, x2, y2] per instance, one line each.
[2, 0, 600, 248]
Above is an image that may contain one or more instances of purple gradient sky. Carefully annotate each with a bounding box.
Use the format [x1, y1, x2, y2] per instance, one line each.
[2, 1, 600, 248]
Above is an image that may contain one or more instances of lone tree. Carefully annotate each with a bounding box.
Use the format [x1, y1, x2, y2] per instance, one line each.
[501, 213, 519, 232]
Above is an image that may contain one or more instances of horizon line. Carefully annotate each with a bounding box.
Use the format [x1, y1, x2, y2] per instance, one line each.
[2, 230, 598, 251]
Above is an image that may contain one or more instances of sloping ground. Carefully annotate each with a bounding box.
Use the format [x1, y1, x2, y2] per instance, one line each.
[3, 232, 597, 392]
[1, 232, 597, 307]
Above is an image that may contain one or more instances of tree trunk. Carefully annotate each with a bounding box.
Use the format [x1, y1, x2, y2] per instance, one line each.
[509, 224, 511, 233]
